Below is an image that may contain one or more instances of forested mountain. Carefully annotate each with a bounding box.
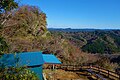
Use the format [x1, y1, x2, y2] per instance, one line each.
[0, 5, 88, 65]
[0, 4, 103, 68]
[50, 29, 120, 54]
[0, 5, 47, 53]
[48, 29, 120, 70]
[0, 1, 120, 79]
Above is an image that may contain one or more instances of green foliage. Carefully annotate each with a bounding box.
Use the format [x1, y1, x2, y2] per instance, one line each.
[0, 67, 39, 80]
[0, 0, 119, 75]
[0, 5, 47, 52]
[0, 3, 42, 80]
[0, 0, 18, 13]
[82, 39, 106, 54]
[1, 5, 47, 37]
[52, 30, 120, 54]
[0, 37, 8, 55]
[95, 56, 118, 71]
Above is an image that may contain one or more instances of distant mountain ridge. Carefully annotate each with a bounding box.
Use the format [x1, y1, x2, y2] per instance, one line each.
[49, 29, 120, 54]
[48, 28, 120, 32]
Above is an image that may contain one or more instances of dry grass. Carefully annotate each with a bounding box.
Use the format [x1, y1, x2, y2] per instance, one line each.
[43, 69, 88, 80]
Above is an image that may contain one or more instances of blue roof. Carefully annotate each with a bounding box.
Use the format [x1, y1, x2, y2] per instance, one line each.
[17, 52, 44, 66]
[0, 52, 61, 68]
[42, 54, 61, 64]
[0, 52, 44, 67]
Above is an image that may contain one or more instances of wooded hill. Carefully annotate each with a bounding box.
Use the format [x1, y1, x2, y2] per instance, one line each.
[50, 29, 120, 54]
[0, 5, 47, 53]
[1, 1, 119, 79]
[0, 5, 89, 65]
[0, 3, 119, 72]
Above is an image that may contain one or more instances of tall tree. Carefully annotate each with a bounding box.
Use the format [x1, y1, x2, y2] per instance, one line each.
[0, 0, 18, 26]
[0, 0, 18, 13]
[0, 0, 18, 55]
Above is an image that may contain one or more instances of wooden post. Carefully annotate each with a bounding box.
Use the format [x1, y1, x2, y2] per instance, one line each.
[90, 65, 92, 69]
[119, 74, 120, 80]
[96, 66, 100, 73]
[52, 64, 55, 80]
[108, 70, 109, 78]
[96, 76, 98, 80]
[98, 66, 100, 73]
[81, 65, 82, 69]
[53, 64, 55, 70]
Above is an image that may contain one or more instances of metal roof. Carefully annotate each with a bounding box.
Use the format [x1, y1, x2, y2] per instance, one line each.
[42, 54, 61, 64]
[0, 52, 44, 67]
[0, 52, 61, 68]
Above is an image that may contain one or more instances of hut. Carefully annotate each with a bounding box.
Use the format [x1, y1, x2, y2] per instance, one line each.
[0, 51, 61, 80]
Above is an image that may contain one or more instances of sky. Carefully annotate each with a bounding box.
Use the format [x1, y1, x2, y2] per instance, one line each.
[19, 0, 120, 29]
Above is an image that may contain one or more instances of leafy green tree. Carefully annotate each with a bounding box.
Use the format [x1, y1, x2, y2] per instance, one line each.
[95, 56, 118, 71]
[0, 2, 39, 79]
[0, 37, 39, 80]
[0, 67, 39, 80]
[0, 0, 18, 13]
[82, 39, 106, 54]
[0, 0, 18, 26]
[0, 0, 18, 54]
[0, 37, 8, 55]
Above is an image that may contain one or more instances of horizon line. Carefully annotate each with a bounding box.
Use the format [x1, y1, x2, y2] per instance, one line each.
[47, 27, 120, 30]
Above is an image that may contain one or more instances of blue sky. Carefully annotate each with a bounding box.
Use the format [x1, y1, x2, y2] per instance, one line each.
[19, 0, 120, 29]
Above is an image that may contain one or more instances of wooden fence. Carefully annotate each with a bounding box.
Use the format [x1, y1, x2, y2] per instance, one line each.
[50, 65, 120, 80]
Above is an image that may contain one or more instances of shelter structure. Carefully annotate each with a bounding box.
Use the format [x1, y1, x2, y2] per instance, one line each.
[0, 51, 61, 80]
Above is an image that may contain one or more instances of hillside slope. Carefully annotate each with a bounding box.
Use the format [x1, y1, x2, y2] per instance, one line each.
[1, 5, 119, 70]
[50, 30, 120, 54]
[0, 5, 90, 65]
[1, 5, 47, 52]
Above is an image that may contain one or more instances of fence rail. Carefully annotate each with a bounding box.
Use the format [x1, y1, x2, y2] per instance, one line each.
[48, 65, 120, 80]
[91, 66, 119, 79]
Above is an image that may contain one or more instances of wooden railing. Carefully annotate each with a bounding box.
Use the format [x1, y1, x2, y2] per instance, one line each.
[48, 65, 120, 80]
[90, 66, 120, 79]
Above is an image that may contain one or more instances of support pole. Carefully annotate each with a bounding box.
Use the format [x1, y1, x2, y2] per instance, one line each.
[53, 64, 55, 70]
